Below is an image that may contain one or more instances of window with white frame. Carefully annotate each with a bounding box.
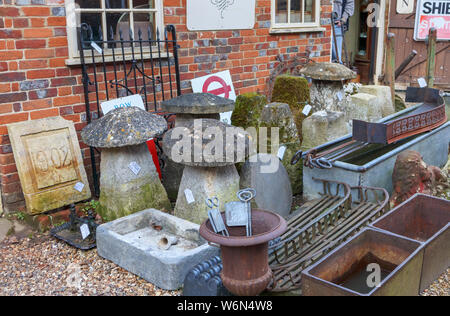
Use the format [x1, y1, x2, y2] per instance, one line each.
[271, 0, 321, 31]
[65, 0, 164, 64]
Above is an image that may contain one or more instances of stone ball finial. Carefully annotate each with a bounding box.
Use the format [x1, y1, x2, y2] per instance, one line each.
[160, 93, 235, 114]
[162, 119, 251, 167]
[300, 62, 356, 81]
[81, 106, 167, 148]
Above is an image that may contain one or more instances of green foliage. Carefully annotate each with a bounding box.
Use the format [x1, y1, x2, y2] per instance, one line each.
[231, 93, 267, 130]
[81, 200, 100, 215]
[15, 212, 26, 221]
[271, 75, 310, 140]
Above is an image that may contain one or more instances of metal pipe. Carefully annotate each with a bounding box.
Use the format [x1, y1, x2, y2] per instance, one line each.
[395, 50, 417, 79]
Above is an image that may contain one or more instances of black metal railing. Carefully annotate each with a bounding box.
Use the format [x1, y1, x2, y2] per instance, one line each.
[78, 23, 181, 196]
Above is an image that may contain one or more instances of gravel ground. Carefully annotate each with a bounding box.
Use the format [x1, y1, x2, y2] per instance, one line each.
[0, 233, 448, 296]
[0, 234, 180, 296]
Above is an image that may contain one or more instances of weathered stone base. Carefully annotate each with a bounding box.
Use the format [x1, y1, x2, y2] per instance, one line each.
[175, 165, 240, 224]
[98, 144, 171, 222]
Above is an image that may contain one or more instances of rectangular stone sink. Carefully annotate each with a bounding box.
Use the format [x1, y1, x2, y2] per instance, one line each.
[96, 209, 219, 290]
[370, 194, 450, 292]
[302, 228, 424, 296]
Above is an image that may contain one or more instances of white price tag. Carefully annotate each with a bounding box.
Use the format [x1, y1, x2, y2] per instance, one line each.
[91, 41, 103, 54]
[220, 111, 233, 124]
[337, 91, 344, 101]
[277, 146, 287, 160]
[184, 189, 195, 204]
[302, 104, 312, 116]
[74, 182, 85, 193]
[80, 224, 90, 240]
[418, 77, 427, 88]
[128, 161, 141, 175]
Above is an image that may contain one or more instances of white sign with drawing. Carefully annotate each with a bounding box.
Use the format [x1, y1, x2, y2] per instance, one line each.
[191, 70, 236, 124]
[187, 0, 256, 30]
[101, 94, 146, 115]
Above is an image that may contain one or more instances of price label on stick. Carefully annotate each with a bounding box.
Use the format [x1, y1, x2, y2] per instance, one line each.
[277, 146, 287, 160]
[302, 104, 312, 116]
[74, 182, 85, 193]
[184, 189, 195, 204]
[80, 224, 90, 240]
[128, 161, 141, 175]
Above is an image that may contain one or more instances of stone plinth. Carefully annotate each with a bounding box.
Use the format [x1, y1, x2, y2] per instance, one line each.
[359, 85, 395, 118]
[175, 165, 240, 224]
[98, 143, 171, 222]
[7, 117, 91, 215]
[302, 110, 349, 150]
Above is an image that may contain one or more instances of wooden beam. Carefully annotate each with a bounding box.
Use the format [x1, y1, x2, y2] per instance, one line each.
[426, 28, 437, 88]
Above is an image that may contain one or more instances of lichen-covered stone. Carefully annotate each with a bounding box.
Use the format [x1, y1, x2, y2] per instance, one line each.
[97, 144, 171, 222]
[302, 110, 349, 150]
[260, 102, 303, 195]
[359, 85, 395, 117]
[81, 106, 167, 148]
[299, 62, 356, 81]
[271, 75, 310, 139]
[347, 93, 384, 123]
[162, 119, 250, 167]
[161, 93, 235, 114]
[231, 93, 267, 130]
[174, 165, 240, 224]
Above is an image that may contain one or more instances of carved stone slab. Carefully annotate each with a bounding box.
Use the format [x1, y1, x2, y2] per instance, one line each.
[7, 117, 91, 214]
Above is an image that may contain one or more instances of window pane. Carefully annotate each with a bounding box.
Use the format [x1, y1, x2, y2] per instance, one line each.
[276, 0, 288, 23]
[304, 0, 315, 22]
[75, 0, 101, 9]
[78, 13, 102, 49]
[134, 12, 156, 43]
[291, 0, 302, 23]
[108, 12, 130, 41]
[105, 0, 128, 9]
[133, 0, 155, 9]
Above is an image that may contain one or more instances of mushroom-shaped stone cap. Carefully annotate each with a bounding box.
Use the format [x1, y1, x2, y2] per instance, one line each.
[300, 62, 356, 81]
[160, 93, 235, 114]
[81, 106, 167, 148]
[162, 119, 251, 167]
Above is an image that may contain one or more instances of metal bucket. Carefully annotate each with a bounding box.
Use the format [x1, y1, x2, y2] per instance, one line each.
[199, 209, 287, 296]
[370, 194, 450, 292]
[303, 120, 450, 201]
[301, 228, 424, 296]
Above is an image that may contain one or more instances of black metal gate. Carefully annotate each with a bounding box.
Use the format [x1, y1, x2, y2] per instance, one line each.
[78, 23, 181, 197]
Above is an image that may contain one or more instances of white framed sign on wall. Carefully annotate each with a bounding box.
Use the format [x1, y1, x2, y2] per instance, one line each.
[187, 0, 256, 31]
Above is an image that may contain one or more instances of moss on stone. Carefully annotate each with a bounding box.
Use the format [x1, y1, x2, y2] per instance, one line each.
[98, 180, 171, 222]
[271, 75, 310, 141]
[395, 94, 406, 112]
[231, 93, 267, 130]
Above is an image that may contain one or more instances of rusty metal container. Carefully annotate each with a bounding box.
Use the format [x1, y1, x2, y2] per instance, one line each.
[199, 209, 287, 296]
[370, 194, 450, 292]
[302, 228, 424, 296]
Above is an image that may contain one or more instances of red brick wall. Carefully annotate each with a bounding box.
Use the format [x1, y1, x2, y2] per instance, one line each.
[0, 0, 332, 213]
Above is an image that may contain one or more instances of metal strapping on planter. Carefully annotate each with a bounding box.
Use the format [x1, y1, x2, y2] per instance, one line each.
[267, 179, 389, 293]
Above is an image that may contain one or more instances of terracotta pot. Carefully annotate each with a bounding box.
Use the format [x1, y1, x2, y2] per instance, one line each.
[199, 209, 287, 296]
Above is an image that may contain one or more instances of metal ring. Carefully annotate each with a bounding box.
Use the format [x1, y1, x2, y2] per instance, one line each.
[205, 197, 219, 209]
[316, 158, 333, 169]
[291, 150, 303, 165]
[237, 188, 256, 202]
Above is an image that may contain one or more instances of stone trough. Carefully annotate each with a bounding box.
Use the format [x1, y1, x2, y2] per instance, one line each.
[96, 209, 219, 290]
[302, 228, 424, 296]
[303, 105, 450, 201]
[370, 194, 450, 293]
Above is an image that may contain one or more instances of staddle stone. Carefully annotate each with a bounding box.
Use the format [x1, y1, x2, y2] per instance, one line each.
[81, 106, 167, 148]
[161, 93, 235, 127]
[240, 153, 292, 218]
[81, 106, 170, 221]
[299, 62, 356, 81]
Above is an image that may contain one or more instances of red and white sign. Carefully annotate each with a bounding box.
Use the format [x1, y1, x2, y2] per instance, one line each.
[415, 0, 450, 41]
[191, 70, 236, 124]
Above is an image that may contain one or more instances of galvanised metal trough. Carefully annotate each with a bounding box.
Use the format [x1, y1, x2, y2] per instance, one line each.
[370, 194, 450, 293]
[303, 116, 450, 201]
[301, 228, 424, 296]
